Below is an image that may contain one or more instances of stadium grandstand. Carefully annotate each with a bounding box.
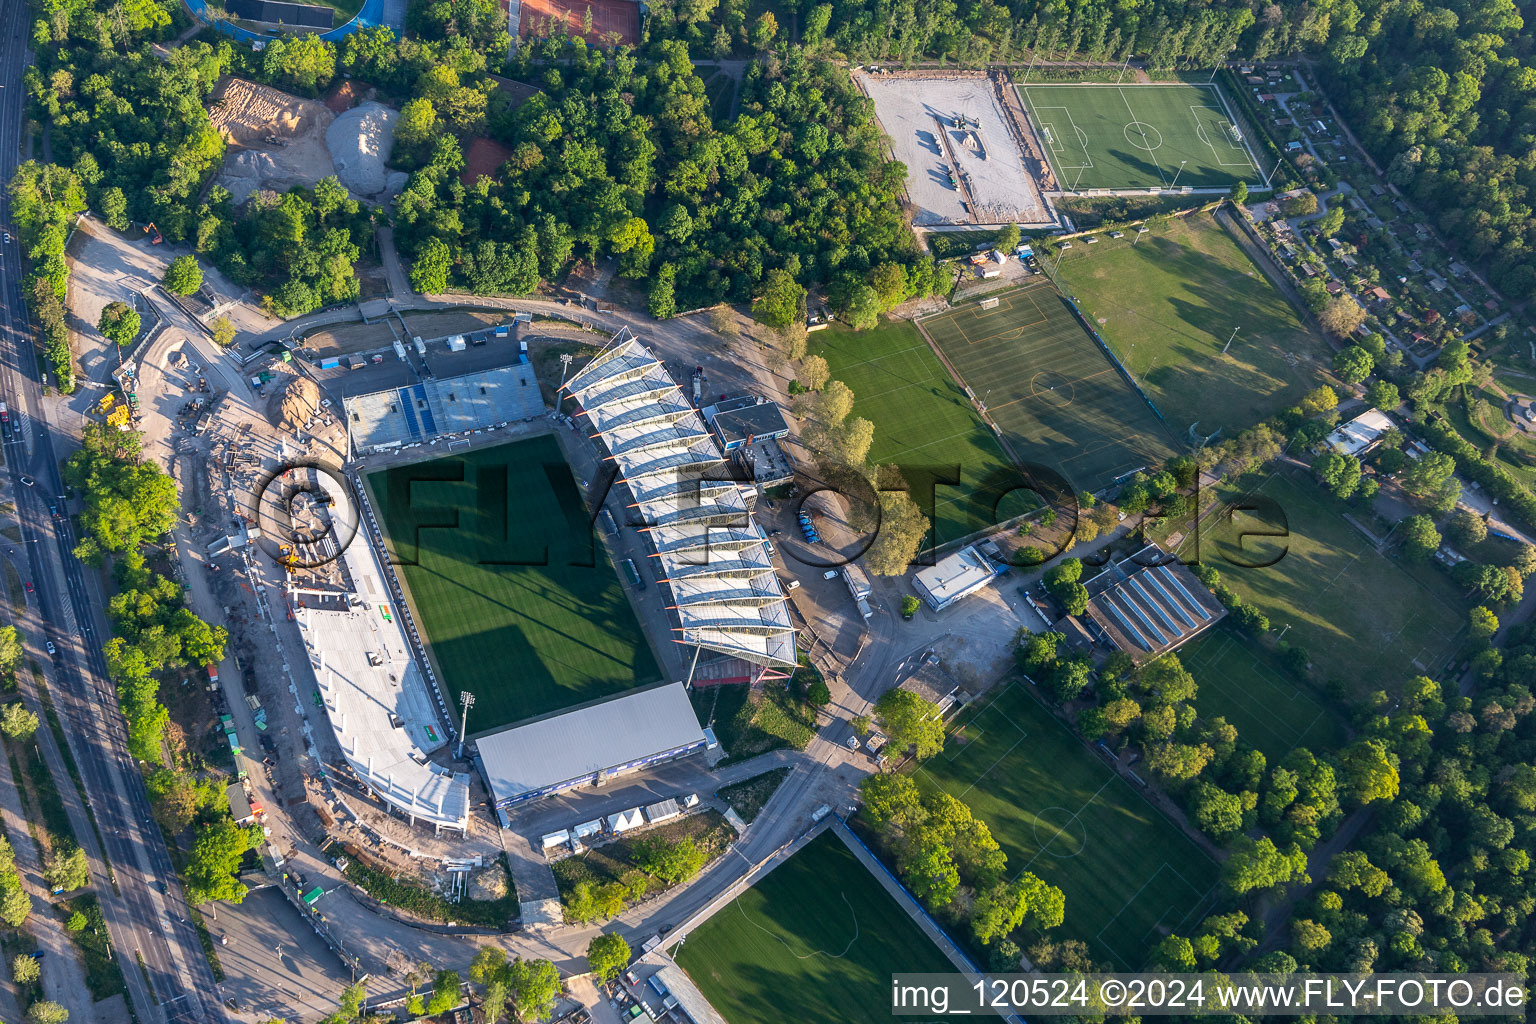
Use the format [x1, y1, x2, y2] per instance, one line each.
[292, 497, 470, 833]
[344, 361, 544, 455]
[562, 329, 797, 682]
[1078, 544, 1226, 661]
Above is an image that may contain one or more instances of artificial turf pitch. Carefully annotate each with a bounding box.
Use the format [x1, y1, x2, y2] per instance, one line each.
[919, 280, 1177, 493]
[810, 319, 1023, 546]
[1185, 468, 1465, 695]
[367, 435, 659, 734]
[1056, 211, 1334, 436]
[676, 830, 954, 1024]
[1020, 82, 1260, 190]
[1179, 623, 1349, 763]
[916, 683, 1219, 970]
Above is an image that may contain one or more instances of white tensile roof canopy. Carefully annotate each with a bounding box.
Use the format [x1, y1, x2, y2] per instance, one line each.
[563, 329, 797, 672]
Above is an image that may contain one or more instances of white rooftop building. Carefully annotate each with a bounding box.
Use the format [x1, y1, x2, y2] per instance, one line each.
[912, 544, 998, 612]
[476, 683, 708, 809]
[562, 330, 797, 680]
[1324, 408, 1396, 457]
[296, 522, 470, 833]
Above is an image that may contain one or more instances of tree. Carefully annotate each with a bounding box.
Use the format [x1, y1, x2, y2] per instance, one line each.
[100, 187, 129, 232]
[865, 491, 928, 576]
[749, 10, 778, 50]
[1400, 514, 1440, 560]
[648, 264, 677, 319]
[994, 223, 1021, 252]
[1319, 296, 1367, 338]
[1469, 605, 1499, 642]
[1282, 192, 1319, 217]
[1400, 451, 1460, 511]
[586, 933, 630, 984]
[1042, 558, 1089, 616]
[1230, 181, 1249, 205]
[0, 703, 38, 741]
[1447, 508, 1487, 546]
[1366, 378, 1400, 410]
[1191, 781, 1245, 840]
[1317, 205, 1345, 237]
[860, 773, 922, 834]
[842, 285, 882, 330]
[97, 302, 141, 347]
[1338, 740, 1399, 806]
[635, 836, 707, 886]
[410, 238, 452, 294]
[26, 1002, 67, 1024]
[12, 953, 39, 985]
[162, 255, 202, 296]
[185, 819, 256, 904]
[1332, 344, 1373, 384]
[798, 355, 830, 391]
[210, 316, 236, 348]
[65, 911, 87, 932]
[1222, 836, 1308, 896]
[752, 269, 806, 330]
[44, 847, 89, 893]
[1299, 385, 1338, 415]
[873, 687, 944, 761]
[1312, 452, 1361, 500]
[505, 958, 561, 1022]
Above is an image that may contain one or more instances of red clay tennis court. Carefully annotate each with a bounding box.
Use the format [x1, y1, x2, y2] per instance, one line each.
[518, 0, 639, 45]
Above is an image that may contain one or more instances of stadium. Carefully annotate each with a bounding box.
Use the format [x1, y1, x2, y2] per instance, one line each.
[314, 325, 796, 831]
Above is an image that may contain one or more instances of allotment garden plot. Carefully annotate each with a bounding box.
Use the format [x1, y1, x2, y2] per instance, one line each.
[916, 683, 1219, 970]
[810, 320, 1021, 547]
[1019, 83, 1259, 190]
[919, 280, 1176, 494]
[1189, 469, 1465, 693]
[1057, 211, 1333, 435]
[367, 434, 659, 734]
[676, 830, 954, 1024]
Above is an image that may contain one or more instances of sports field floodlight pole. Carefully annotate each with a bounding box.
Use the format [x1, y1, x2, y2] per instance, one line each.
[1134, 226, 1149, 246]
[1171, 160, 1188, 189]
[457, 691, 475, 758]
[1222, 326, 1240, 354]
[1117, 55, 1129, 85]
[559, 353, 574, 387]
[1023, 51, 1037, 86]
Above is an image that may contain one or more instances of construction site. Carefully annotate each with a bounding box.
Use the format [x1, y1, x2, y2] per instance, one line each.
[208, 77, 404, 205]
[857, 70, 1058, 229]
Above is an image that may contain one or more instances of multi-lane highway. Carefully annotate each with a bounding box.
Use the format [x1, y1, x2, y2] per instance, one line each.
[0, 10, 221, 1024]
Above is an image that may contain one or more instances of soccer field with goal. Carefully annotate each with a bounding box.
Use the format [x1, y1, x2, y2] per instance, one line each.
[1020, 82, 1260, 190]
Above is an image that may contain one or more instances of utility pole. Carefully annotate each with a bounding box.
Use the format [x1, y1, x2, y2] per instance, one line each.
[1222, 326, 1239, 354]
[457, 691, 475, 758]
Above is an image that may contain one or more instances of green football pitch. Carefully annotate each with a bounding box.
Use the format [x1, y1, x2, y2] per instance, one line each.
[1179, 624, 1349, 763]
[916, 683, 1219, 969]
[1181, 468, 1466, 696]
[1056, 211, 1335, 436]
[367, 435, 660, 733]
[810, 319, 1024, 547]
[918, 280, 1177, 494]
[1020, 83, 1260, 190]
[676, 830, 954, 1024]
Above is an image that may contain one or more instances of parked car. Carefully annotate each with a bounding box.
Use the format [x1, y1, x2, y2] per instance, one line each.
[18, 476, 32, 487]
[44, 640, 55, 655]
[823, 569, 839, 580]
[23, 581, 32, 594]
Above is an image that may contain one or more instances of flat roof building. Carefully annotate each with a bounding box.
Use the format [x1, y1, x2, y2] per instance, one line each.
[476, 683, 708, 809]
[1324, 408, 1396, 457]
[227, 783, 258, 826]
[706, 399, 790, 452]
[345, 360, 543, 454]
[912, 544, 998, 611]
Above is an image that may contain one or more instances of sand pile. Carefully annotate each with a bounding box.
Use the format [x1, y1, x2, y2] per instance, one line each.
[270, 375, 322, 431]
[326, 102, 399, 197]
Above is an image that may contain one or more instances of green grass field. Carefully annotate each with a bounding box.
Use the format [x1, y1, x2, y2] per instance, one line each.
[1186, 468, 1465, 694]
[916, 683, 1219, 969]
[368, 435, 659, 733]
[810, 318, 1022, 546]
[1178, 624, 1350, 763]
[1056, 212, 1333, 436]
[676, 830, 954, 1024]
[1020, 82, 1260, 190]
[919, 280, 1177, 493]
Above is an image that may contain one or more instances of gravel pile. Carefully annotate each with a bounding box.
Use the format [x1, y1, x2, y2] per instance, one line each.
[326, 101, 398, 197]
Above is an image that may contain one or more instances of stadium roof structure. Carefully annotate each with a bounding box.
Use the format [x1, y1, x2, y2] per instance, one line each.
[294, 519, 470, 833]
[563, 329, 796, 676]
[476, 683, 708, 808]
[345, 361, 544, 454]
[1080, 545, 1226, 661]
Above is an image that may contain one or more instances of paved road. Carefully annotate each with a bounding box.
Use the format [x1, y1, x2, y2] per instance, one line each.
[0, 12, 225, 1024]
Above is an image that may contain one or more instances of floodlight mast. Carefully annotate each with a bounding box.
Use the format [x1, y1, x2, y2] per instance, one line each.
[457, 691, 476, 757]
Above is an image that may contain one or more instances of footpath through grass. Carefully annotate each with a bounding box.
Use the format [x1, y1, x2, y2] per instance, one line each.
[369, 435, 659, 733]
[677, 829, 953, 1024]
[1188, 468, 1465, 694]
[1056, 212, 1331, 436]
[915, 683, 1219, 969]
[810, 318, 1022, 547]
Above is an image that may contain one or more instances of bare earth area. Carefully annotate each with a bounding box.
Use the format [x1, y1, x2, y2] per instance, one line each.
[860, 72, 1052, 227]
